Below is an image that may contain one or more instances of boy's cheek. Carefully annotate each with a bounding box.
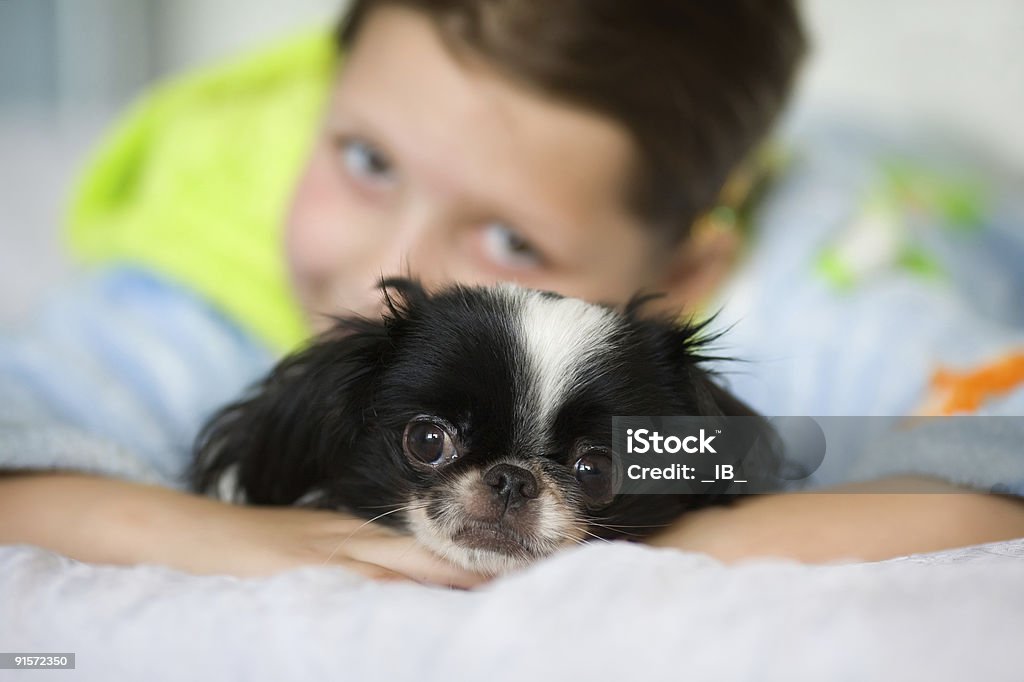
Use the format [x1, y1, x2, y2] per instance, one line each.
[284, 152, 359, 315]
[285, 145, 355, 274]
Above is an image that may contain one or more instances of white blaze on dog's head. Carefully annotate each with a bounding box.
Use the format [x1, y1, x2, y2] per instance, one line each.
[503, 286, 622, 433]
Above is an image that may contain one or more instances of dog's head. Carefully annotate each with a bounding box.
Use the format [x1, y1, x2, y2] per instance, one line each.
[190, 279, 755, 575]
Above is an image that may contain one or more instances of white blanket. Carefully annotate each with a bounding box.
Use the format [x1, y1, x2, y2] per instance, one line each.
[1, 539, 1022, 682]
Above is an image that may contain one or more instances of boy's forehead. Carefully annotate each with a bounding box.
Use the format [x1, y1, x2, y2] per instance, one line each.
[330, 5, 644, 253]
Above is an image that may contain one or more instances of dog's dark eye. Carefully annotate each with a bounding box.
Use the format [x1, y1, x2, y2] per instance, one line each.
[573, 450, 615, 505]
[403, 420, 459, 466]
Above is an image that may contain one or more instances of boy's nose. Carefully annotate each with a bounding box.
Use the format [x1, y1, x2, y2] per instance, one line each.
[368, 206, 441, 275]
[367, 220, 455, 289]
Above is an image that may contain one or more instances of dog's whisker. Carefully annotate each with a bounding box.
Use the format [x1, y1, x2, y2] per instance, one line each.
[558, 534, 589, 547]
[578, 528, 612, 544]
[585, 525, 645, 538]
[585, 518, 673, 528]
[358, 502, 417, 510]
[322, 505, 417, 566]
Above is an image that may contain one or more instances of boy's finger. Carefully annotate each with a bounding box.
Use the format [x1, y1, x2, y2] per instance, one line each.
[330, 557, 415, 582]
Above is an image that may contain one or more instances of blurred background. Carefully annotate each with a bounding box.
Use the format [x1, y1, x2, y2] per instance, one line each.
[1, 0, 1022, 323]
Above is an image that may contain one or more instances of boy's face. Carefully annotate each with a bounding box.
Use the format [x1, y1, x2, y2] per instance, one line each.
[285, 6, 673, 328]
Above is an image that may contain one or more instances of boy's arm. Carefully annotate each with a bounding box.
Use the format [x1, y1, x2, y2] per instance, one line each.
[0, 471, 484, 587]
[649, 476, 1024, 563]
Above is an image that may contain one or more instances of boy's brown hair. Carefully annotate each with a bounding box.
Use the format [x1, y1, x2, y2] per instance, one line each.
[337, 0, 806, 242]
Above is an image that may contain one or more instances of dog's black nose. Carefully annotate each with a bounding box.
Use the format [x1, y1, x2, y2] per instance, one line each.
[483, 463, 539, 508]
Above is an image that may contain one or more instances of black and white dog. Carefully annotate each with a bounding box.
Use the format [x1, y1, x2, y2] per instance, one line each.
[189, 279, 755, 575]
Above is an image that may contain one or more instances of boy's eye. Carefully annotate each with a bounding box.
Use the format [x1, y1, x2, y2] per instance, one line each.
[482, 222, 543, 270]
[338, 137, 394, 185]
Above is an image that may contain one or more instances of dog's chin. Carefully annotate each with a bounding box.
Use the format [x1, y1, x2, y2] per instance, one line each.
[407, 508, 574, 577]
[447, 523, 546, 575]
[411, 524, 548, 576]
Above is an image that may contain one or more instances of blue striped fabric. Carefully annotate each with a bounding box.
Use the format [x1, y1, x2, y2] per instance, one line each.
[0, 266, 273, 488]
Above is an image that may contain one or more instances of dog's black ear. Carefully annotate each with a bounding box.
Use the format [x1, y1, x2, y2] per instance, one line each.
[190, 278, 433, 505]
[186, 315, 395, 504]
[187, 278, 432, 504]
[627, 297, 758, 418]
[378, 276, 430, 319]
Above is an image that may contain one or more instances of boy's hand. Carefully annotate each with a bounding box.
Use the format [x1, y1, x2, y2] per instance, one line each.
[648, 476, 1024, 563]
[0, 473, 486, 588]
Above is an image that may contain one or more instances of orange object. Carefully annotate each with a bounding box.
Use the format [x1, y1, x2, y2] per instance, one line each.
[924, 352, 1024, 415]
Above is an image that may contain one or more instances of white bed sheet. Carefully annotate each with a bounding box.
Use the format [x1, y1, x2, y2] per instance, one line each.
[1, 538, 1022, 681]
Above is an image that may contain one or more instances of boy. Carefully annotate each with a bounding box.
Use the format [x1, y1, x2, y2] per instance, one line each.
[1, 0, 1022, 586]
